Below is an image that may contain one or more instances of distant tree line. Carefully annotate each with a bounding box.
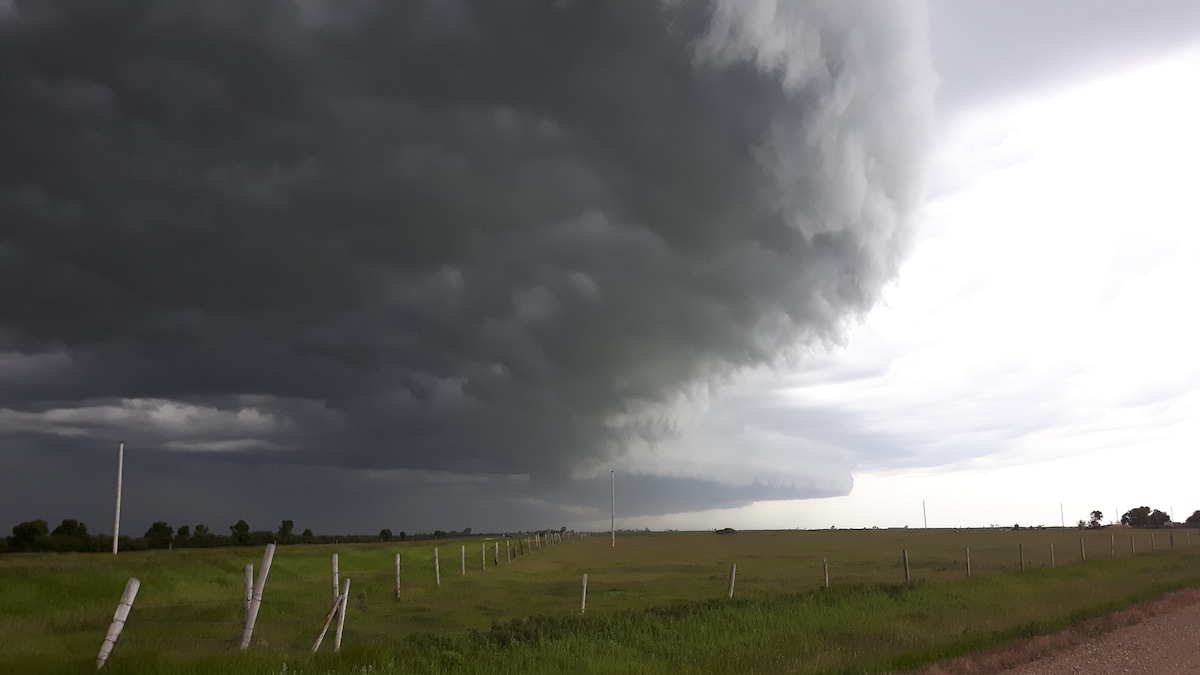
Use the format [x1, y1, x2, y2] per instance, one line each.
[1075, 507, 1200, 530]
[2, 518, 569, 554]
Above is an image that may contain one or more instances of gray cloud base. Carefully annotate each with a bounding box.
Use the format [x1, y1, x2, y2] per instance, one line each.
[0, 0, 933, 531]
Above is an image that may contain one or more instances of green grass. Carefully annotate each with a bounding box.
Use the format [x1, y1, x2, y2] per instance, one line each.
[2, 528, 1197, 673]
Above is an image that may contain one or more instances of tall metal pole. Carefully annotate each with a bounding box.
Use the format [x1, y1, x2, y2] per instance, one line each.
[112, 441, 124, 555]
[610, 470, 615, 548]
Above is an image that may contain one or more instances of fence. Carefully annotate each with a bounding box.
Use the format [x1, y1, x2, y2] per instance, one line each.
[95, 527, 1192, 667]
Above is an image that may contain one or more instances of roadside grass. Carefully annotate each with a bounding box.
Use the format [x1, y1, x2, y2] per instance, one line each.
[2, 529, 1197, 674]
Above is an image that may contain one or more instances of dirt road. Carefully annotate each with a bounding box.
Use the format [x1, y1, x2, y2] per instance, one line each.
[917, 588, 1200, 674]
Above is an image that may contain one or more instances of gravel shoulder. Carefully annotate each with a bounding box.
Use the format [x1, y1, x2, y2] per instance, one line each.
[914, 587, 1200, 675]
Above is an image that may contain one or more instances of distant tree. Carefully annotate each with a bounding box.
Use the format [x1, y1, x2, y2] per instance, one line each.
[301, 528, 314, 542]
[1186, 511, 1200, 527]
[176, 525, 191, 541]
[194, 524, 210, 537]
[230, 519, 251, 545]
[277, 519, 295, 543]
[1149, 509, 1171, 528]
[379, 528, 393, 542]
[1122, 507, 1151, 527]
[1076, 519, 1087, 529]
[1088, 511, 1103, 529]
[462, 527, 472, 536]
[398, 531, 407, 542]
[433, 530, 447, 539]
[144, 522, 175, 548]
[1121, 507, 1170, 528]
[52, 518, 88, 539]
[11, 519, 49, 551]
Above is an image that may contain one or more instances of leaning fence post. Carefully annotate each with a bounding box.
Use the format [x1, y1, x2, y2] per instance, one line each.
[311, 591, 342, 653]
[1131, 534, 1136, 556]
[239, 543, 276, 650]
[727, 563, 737, 598]
[334, 578, 350, 652]
[1080, 538, 1086, 563]
[903, 550, 911, 583]
[580, 573, 588, 615]
[96, 577, 140, 669]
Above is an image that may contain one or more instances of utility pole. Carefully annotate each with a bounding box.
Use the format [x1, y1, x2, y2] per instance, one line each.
[113, 442, 124, 554]
[610, 471, 615, 548]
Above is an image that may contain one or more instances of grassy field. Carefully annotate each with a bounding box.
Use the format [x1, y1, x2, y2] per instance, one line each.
[2, 527, 1199, 674]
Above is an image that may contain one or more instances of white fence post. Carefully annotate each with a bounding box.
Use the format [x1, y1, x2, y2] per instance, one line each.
[727, 564, 737, 599]
[461, 545, 465, 575]
[96, 577, 140, 669]
[823, 557, 829, 588]
[482, 542, 486, 572]
[395, 553, 401, 598]
[966, 547, 971, 578]
[331, 553, 340, 606]
[1080, 538, 1086, 563]
[434, 548, 441, 588]
[334, 578, 350, 652]
[580, 573, 588, 615]
[239, 544, 276, 650]
[244, 564, 253, 625]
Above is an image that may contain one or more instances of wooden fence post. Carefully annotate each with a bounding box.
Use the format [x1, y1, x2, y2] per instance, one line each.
[395, 553, 401, 598]
[966, 547, 971, 578]
[244, 564, 253, 624]
[727, 564, 737, 599]
[482, 542, 486, 572]
[903, 550, 911, 583]
[1019, 543, 1024, 571]
[334, 578, 350, 652]
[331, 553, 340, 606]
[311, 592, 341, 653]
[96, 577, 140, 669]
[1131, 534, 1136, 556]
[1050, 542, 1055, 568]
[494, 542, 499, 565]
[823, 557, 829, 588]
[434, 548, 440, 588]
[580, 573, 588, 615]
[239, 543, 276, 650]
[506, 540, 511, 562]
[461, 545, 465, 575]
[1111, 533, 1115, 558]
[1080, 538, 1086, 563]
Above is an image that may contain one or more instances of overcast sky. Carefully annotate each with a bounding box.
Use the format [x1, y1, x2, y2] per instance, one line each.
[2, 1, 1199, 537]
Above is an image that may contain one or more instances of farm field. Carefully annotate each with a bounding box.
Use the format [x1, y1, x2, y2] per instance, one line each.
[3, 527, 1200, 674]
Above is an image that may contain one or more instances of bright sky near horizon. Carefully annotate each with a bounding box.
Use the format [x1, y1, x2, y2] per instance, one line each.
[592, 39, 1200, 533]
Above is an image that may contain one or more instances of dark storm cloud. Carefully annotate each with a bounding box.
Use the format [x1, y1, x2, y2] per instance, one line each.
[0, 0, 933, 529]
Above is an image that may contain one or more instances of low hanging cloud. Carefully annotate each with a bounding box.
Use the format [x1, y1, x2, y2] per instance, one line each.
[0, 0, 934, 529]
